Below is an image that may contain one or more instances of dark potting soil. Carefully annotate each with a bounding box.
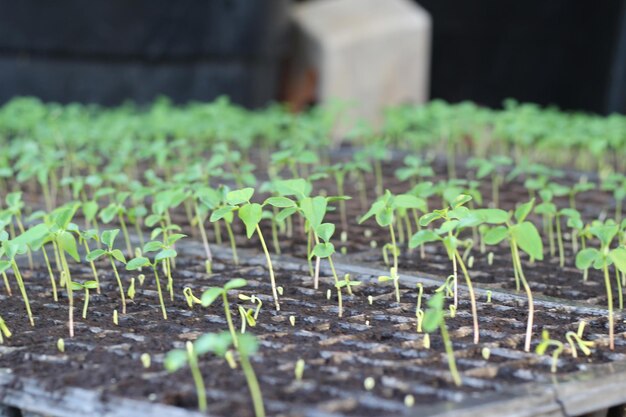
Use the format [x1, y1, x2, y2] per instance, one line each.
[1, 245, 626, 417]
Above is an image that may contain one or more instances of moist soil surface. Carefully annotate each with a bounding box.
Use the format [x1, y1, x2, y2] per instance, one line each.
[2, 245, 626, 417]
[2, 152, 625, 416]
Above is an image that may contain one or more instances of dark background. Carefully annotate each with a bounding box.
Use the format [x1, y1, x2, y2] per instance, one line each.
[1, 0, 625, 114]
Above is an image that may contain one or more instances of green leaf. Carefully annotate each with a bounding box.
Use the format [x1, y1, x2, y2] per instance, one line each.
[576, 248, 600, 270]
[436, 220, 459, 235]
[86, 248, 106, 262]
[263, 197, 296, 208]
[610, 248, 626, 274]
[419, 212, 442, 227]
[237, 333, 259, 357]
[83, 280, 99, 289]
[110, 249, 127, 264]
[70, 282, 84, 291]
[484, 226, 509, 245]
[82, 201, 99, 221]
[451, 194, 472, 209]
[57, 231, 80, 262]
[312, 242, 335, 258]
[358, 200, 384, 224]
[375, 207, 394, 227]
[143, 241, 163, 253]
[514, 199, 535, 223]
[301, 196, 327, 230]
[226, 188, 254, 205]
[394, 194, 427, 211]
[316, 223, 335, 243]
[239, 203, 263, 239]
[589, 223, 619, 247]
[201, 287, 223, 307]
[276, 207, 297, 222]
[471, 208, 510, 224]
[195, 332, 232, 357]
[224, 278, 248, 291]
[100, 204, 118, 224]
[512, 222, 544, 260]
[164, 349, 188, 372]
[101, 229, 120, 249]
[409, 230, 441, 248]
[12, 223, 49, 248]
[210, 206, 236, 222]
[422, 292, 444, 333]
[167, 233, 186, 245]
[0, 260, 10, 274]
[155, 248, 177, 261]
[126, 256, 150, 270]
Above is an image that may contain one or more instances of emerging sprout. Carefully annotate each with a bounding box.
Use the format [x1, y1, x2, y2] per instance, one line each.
[289, 316, 296, 326]
[57, 338, 65, 353]
[363, 377, 376, 390]
[201, 278, 247, 348]
[141, 353, 151, 368]
[486, 290, 492, 303]
[481, 347, 491, 360]
[70, 280, 99, 319]
[565, 321, 594, 358]
[183, 287, 202, 309]
[536, 330, 564, 373]
[423, 292, 461, 386]
[404, 394, 415, 407]
[295, 358, 305, 381]
[113, 309, 119, 325]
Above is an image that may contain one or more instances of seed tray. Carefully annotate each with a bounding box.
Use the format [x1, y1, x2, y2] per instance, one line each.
[2, 239, 626, 417]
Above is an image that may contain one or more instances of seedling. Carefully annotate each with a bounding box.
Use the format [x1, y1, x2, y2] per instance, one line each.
[360, 190, 426, 302]
[183, 287, 202, 308]
[99, 192, 134, 256]
[140, 353, 151, 368]
[466, 155, 512, 207]
[70, 280, 99, 319]
[423, 292, 461, 386]
[575, 220, 626, 350]
[86, 229, 128, 314]
[57, 338, 65, 353]
[201, 278, 248, 348]
[126, 254, 168, 319]
[536, 330, 564, 373]
[211, 188, 280, 310]
[410, 194, 485, 344]
[565, 321, 594, 358]
[238, 306, 256, 333]
[141, 233, 186, 301]
[113, 309, 119, 325]
[238, 294, 263, 320]
[483, 200, 542, 352]
[294, 358, 305, 381]
[363, 377, 376, 390]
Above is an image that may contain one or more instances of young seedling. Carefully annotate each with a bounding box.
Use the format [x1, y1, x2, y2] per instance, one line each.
[536, 330, 564, 373]
[99, 192, 134, 256]
[483, 200, 543, 352]
[575, 220, 626, 350]
[360, 190, 426, 303]
[86, 229, 127, 314]
[70, 280, 99, 319]
[211, 188, 280, 311]
[201, 278, 248, 348]
[194, 332, 266, 417]
[409, 194, 486, 344]
[423, 292, 461, 386]
[141, 233, 186, 301]
[565, 321, 594, 358]
[126, 253, 168, 319]
[466, 155, 512, 207]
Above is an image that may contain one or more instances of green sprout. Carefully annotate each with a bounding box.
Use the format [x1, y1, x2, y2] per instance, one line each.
[99, 192, 134, 256]
[201, 278, 248, 348]
[409, 194, 483, 344]
[70, 280, 99, 319]
[86, 229, 128, 314]
[483, 200, 543, 352]
[536, 330, 564, 373]
[211, 188, 280, 311]
[360, 190, 426, 303]
[423, 292, 461, 386]
[125, 253, 168, 319]
[0, 315, 11, 344]
[565, 321, 594, 358]
[575, 220, 626, 350]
